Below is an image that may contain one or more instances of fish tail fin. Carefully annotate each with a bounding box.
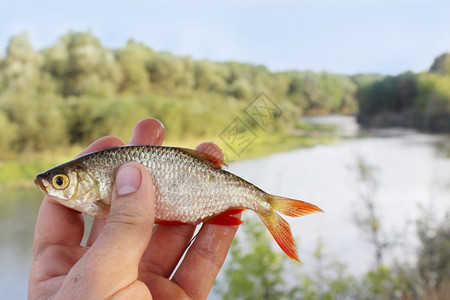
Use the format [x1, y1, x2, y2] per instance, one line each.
[258, 194, 323, 262]
[267, 195, 323, 217]
[258, 210, 300, 262]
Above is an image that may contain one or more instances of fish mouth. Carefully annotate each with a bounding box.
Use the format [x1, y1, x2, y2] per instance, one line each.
[34, 176, 48, 193]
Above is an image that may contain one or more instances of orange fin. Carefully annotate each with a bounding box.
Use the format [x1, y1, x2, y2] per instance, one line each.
[258, 210, 300, 262]
[179, 148, 227, 168]
[204, 208, 246, 225]
[267, 195, 323, 217]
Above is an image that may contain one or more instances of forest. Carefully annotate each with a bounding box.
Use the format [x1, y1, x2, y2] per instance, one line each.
[1, 31, 449, 158]
[0, 31, 358, 155]
[357, 53, 450, 132]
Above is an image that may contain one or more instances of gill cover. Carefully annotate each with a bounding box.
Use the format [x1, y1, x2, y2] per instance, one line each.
[36, 162, 105, 216]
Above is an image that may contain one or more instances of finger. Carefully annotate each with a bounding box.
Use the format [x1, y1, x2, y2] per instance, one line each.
[138, 142, 223, 280]
[130, 118, 165, 145]
[32, 197, 85, 258]
[29, 196, 87, 296]
[109, 280, 151, 299]
[62, 163, 155, 298]
[195, 142, 224, 161]
[130, 118, 195, 279]
[96, 163, 155, 270]
[91, 117, 170, 256]
[82, 136, 125, 246]
[172, 221, 241, 299]
[86, 118, 162, 246]
[78, 136, 124, 157]
[139, 224, 197, 280]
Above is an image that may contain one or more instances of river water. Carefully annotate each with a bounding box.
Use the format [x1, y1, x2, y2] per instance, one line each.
[227, 116, 450, 276]
[1, 115, 449, 299]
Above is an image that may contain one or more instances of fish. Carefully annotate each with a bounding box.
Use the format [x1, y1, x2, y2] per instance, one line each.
[34, 145, 322, 261]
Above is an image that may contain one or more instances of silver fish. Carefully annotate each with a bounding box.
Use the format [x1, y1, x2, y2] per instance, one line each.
[35, 145, 322, 261]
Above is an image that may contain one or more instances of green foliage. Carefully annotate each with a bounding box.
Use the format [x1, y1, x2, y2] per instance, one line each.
[228, 77, 254, 99]
[0, 92, 68, 151]
[357, 72, 418, 120]
[414, 73, 450, 131]
[429, 53, 450, 75]
[286, 71, 358, 114]
[115, 40, 155, 94]
[1, 32, 43, 93]
[194, 59, 228, 93]
[148, 52, 194, 90]
[415, 209, 450, 299]
[43, 31, 123, 97]
[215, 217, 288, 300]
[289, 238, 357, 299]
[356, 68, 450, 132]
[216, 225, 358, 300]
[358, 265, 404, 299]
[0, 110, 17, 155]
[0, 30, 376, 160]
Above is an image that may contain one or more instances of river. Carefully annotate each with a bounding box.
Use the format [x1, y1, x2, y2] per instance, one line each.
[1, 115, 449, 299]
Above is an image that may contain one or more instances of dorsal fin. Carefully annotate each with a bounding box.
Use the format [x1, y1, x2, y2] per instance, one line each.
[179, 148, 227, 168]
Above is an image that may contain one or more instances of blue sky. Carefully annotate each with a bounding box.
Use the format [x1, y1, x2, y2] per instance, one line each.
[1, 0, 449, 75]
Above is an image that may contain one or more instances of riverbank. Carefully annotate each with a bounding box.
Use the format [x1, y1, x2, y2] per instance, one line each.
[0, 122, 338, 189]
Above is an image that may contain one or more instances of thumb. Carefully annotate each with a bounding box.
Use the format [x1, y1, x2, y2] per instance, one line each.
[58, 163, 155, 299]
[93, 162, 155, 269]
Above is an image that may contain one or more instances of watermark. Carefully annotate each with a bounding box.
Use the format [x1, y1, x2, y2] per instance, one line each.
[244, 92, 282, 130]
[219, 117, 258, 156]
[218, 92, 282, 162]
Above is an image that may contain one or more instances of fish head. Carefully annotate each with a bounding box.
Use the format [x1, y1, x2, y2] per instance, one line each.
[35, 162, 108, 217]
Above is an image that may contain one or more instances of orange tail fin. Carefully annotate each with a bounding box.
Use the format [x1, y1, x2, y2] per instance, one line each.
[258, 210, 300, 262]
[258, 195, 322, 262]
[268, 195, 323, 217]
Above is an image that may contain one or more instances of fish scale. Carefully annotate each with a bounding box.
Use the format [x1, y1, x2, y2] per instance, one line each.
[35, 145, 322, 261]
[80, 146, 261, 223]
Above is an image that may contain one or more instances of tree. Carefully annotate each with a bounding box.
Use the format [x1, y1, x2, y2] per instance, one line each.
[0, 32, 43, 92]
[415, 208, 450, 299]
[0, 94, 67, 151]
[429, 53, 450, 75]
[116, 40, 154, 94]
[228, 77, 253, 99]
[148, 52, 186, 89]
[45, 31, 123, 97]
[351, 157, 394, 268]
[194, 59, 228, 93]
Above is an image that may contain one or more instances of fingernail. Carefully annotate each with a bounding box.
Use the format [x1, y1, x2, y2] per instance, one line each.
[116, 164, 142, 195]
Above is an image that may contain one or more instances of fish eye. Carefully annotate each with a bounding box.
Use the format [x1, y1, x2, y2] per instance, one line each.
[52, 174, 70, 190]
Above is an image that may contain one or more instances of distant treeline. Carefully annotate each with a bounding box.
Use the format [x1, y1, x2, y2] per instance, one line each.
[357, 53, 450, 132]
[0, 31, 449, 154]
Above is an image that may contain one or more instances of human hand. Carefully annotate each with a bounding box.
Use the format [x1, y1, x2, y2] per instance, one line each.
[29, 118, 240, 299]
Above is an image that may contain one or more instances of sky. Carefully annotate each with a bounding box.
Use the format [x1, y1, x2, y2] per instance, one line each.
[0, 0, 449, 75]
